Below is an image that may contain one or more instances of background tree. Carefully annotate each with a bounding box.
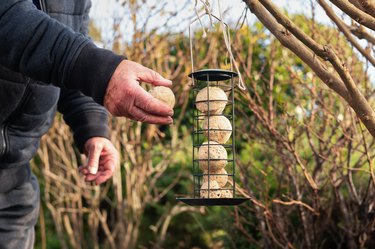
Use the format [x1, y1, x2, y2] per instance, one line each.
[241, 0, 375, 138]
[231, 18, 375, 248]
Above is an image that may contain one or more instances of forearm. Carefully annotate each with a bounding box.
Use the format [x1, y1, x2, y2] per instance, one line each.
[58, 89, 110, 152]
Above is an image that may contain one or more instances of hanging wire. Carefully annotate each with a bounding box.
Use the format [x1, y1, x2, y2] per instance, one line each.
[234, 6, 248, 32]
[189, 13, 231, 73]
[194, 0, 208, 38]
[191, 0, 247, 90]
[217, 0, 246, 90]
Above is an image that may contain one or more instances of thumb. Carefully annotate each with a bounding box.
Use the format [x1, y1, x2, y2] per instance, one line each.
[85, 144, 103, 174]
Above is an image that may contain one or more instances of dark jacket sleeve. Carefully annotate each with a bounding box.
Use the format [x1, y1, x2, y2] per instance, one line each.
[0, 0, 124, 104]
[57, 89, 110, 153]
[52, 0, 112, 153]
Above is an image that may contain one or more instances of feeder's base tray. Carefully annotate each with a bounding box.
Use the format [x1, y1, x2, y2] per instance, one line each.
[176, 197, 250, 206]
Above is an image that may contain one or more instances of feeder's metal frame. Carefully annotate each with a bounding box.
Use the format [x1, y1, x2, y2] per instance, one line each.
[192, 69, 236, 199]
[176, 14, 250, 206]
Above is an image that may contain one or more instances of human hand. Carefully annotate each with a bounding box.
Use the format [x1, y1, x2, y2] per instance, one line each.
[79, 137, 119, 185]
[104, 60, 174, 124]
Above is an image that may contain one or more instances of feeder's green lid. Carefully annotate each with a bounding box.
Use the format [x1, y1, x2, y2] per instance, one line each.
[188, 69, 238, 81]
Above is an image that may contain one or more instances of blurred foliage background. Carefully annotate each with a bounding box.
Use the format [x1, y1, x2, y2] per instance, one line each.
[31, 1, 374, 248]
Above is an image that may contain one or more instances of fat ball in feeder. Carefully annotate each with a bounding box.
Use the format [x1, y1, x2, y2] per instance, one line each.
[202, 168, 228, 188]
[198, 141, 228, 171]
[195, 86, 228, 114]
[202, 115, 232, 144]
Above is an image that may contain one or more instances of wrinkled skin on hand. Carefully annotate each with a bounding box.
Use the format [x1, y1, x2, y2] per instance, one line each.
[104, 60, 174, 124]
[79, 137, 119, 185]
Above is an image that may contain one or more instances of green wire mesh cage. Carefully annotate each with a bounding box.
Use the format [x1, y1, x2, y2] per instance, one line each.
[176, 69, 250, 206]
[176, 13, 249, 206]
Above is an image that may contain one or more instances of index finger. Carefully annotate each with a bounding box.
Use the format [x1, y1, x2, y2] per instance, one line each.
[85, 144, 103, 175]
[137, 66, 172, 87]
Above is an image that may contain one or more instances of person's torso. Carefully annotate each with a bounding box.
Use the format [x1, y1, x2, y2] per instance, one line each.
[0, 76, 59, 168]
[33, 0, 92, 35]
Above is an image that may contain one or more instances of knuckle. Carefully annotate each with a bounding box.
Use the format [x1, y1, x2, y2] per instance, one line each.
[130, 106, 140, 119]
[144, 98, 154, 112]
[93, 143, 103, 151]
[151, 71, 159, 81]
[124, 86, 135, 98]
[139, 115, 148, 123]
[130, 106, 150, 123]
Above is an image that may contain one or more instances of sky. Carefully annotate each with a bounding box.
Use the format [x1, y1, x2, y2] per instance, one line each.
[90, 0, 332, 36]
[89, 0, 303, 41]
[90, 0, 374, 84]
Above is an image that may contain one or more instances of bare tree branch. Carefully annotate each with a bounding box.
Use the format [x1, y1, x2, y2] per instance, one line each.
[357, 0, 375, 18]
[348, 24, 375, 44]
[348, 0, 366, 11]
[244, 0, 348, 98]
[318, 0, 375, 66]
[243, 0, 375, 138]
[273, 199, 320, 215]
[329, 0, 375, 30]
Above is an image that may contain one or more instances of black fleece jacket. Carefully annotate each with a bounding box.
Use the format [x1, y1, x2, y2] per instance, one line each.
[0, 0, 124, 192]
[0, 0, 124, 104]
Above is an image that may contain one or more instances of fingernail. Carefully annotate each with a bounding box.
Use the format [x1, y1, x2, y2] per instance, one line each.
[88, 167, 98, 174]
